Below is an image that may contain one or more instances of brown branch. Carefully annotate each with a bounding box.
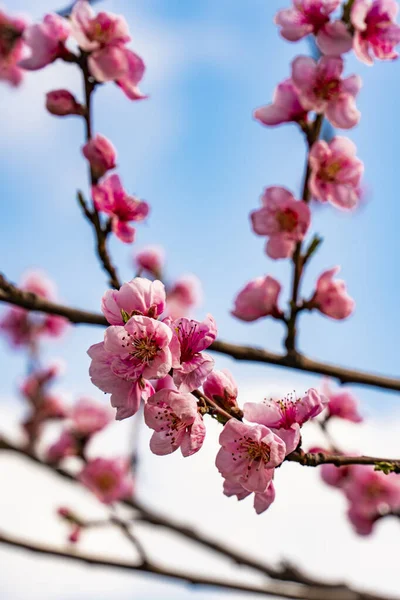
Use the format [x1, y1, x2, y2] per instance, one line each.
[0, 274, 399, 393]
[1, 530, 390, 600]
[287, 451, 400, 474]
[0, 435, 390, 598]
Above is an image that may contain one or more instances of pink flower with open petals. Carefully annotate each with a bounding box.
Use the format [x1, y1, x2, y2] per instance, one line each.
[171, 315, 217, 392]
[322, 380, 363, 422]
[166, 275, 202, 319]
[291, 55, 361, 129]
[92, 174, 149, 243]
[79, 457, 133, 504]
[46, 90, 84, 117]
[20, 14, 70, 71]
[203, 370, 238, 408]
[244, 389, 327, 454]
[232, 276, 282, 322]
[216, 419, 286, 493]
[134, 246, 165, 279]
[311, 266, 355, 320]
[254, 79, 308, 127]
[88, 315, 177, 420]
[223, 478, 276, 514]
[251, 186, 310, 259]
[309, 137, 364, 210]
[0, 9, 26, 86]
[70, 398, 112, 436]
[71, 1, 130, 52]
[82, 134, 117, 179]
[144, 389, 206, 456]
[102, 278, 166, 325]
[275, 1, 352, 56]
[351, 0, 400, 65]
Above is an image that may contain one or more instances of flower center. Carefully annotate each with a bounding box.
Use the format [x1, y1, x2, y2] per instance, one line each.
[322, 161, 342, 181]
[240, 436, 271, 465]
[176, 320, 201, 362]
[276, 208, 299, 232]
[130, 336, 160, 363]
[0, 23, 20, 57]
[96, 472, 117, 493]
[315, 78, 340, 101]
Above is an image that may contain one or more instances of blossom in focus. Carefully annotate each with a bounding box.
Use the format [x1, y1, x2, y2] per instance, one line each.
[46, 90, 84, 117]
[254, 79, 308, 127]
[92, 174, 149, 243]
[250, 186, 311, 259]
[19, 14, 70, 70]
[171, 314, 217, 392]
[88, 315, 178, 420]
[82, 134, 117, 179]
[216, 419, 286, 493]
[203, 369, 238, 409]
[244, 389, 327, 454]
[310, 266, 355, 320]
[165, 275, 202, 319]
[101, 278, 166, 324]
[79, 457, 133, 504]
[0, 8, 26, 86]
[275, 0, 353, 56]
[309, 137, 364, 210]
[144, 389, 206, 456]
[351, 0, 400, 65]
[0, 271, 68, 347]
[134, 246, 165, 279]
[322, 379, 363, 422]
[70, 0, 146, 100]
[291, 55, 361, 129]
[223, 478, 276, 514]
[232, 276, 282, 322]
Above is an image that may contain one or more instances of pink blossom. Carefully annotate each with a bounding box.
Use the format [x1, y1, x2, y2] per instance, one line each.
[166, 275, 202, 319]
[70, 1, 130, 52]
[311, 266, 355, 320]
[291, 55, 361, 129]
[244, 389, 327, 454]
[232, 276, 282, 322]
[216, 419, 286, 493]
[254, 79, 308, 127]
[46, 90, 84, 117]
[309, 137, 364, 210]
[223, 478, 276, 514]
[0, 271, 67, 347]
[322, 380, 363, 422]
[20, 14, 70, 71]
[144, 389, 206, 456]
[134, 246, 165, 278]
[82, 134, 117, 179]
[92, 174, 149, 243]
[101, 277, 166, 325]
[79, 457, 133, 504]
[47, 430, 78, 463]
[345, 466, 400, 518]
[351, 0, 400, 65]
[88, 315, 177, 420]
[275, 1, 352, 56]
[170, 315, 217, 392]
[0, 9, 26, 86]
[347, 506, 375, 535]
[250, 186, 311, 259]
[309, 445, 356, 488]
[203, 370, 238, 408]
[70, 1, 146, 100]
[70, 398, 112, 436]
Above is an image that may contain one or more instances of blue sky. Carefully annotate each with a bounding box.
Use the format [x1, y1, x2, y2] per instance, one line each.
[0, 1, 399, 598]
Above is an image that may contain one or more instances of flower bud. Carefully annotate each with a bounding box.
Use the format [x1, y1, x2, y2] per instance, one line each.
[82, 134, 117, 179]
[46, 90, 84, 117]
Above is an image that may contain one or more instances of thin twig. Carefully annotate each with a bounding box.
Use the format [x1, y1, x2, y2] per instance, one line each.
[286, 450, 400, 473]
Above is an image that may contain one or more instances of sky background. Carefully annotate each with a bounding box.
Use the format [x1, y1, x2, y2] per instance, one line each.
[0, 0, 399, 599]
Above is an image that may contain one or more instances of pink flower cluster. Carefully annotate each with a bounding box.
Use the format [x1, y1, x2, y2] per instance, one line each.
[88, 277, 216, 422]
[216, 388, 327, 513]
[0, 271, 68, 347]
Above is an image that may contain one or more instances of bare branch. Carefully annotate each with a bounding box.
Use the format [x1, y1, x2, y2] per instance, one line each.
[0, 274, 399, 393]
[287, 450, 400, 473]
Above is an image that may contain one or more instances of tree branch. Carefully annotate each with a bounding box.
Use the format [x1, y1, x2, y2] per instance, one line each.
[287, 450, 400, 473]
[0, 273, 399, 393]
